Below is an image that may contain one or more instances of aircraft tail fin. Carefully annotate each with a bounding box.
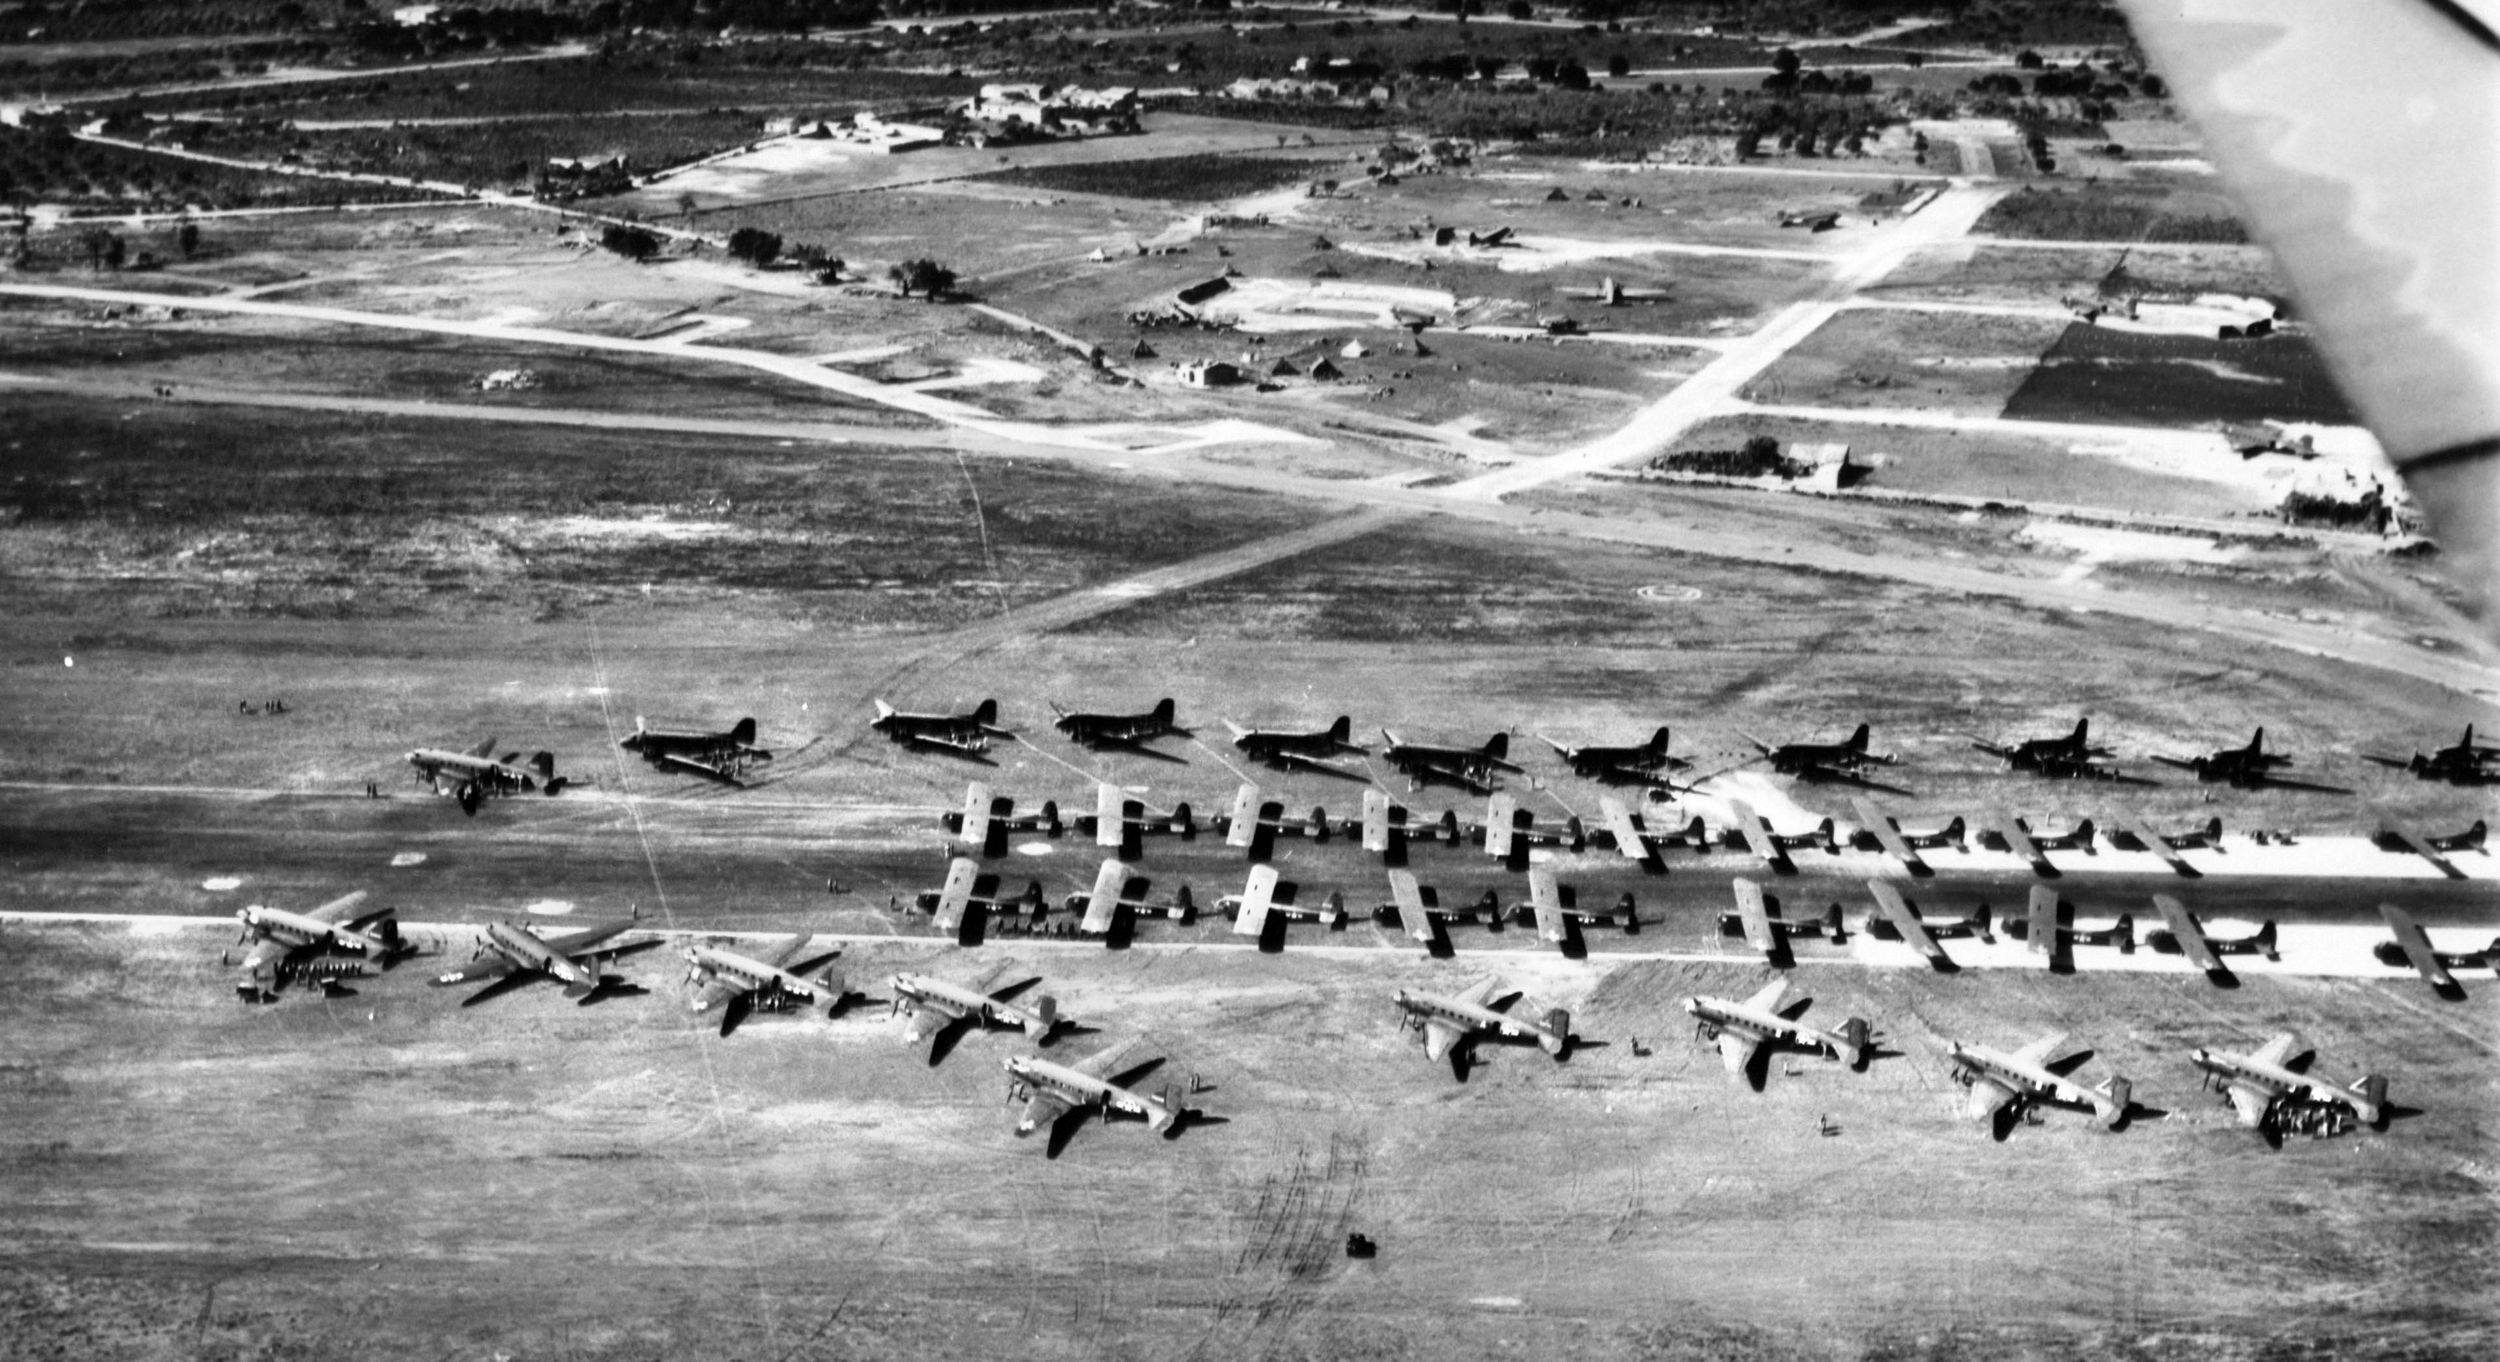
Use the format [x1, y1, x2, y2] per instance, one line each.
[1483, 731, 1510, 762]
[730, 717, 757, 745]
[2201, 817, 2222, 844]
[1816, 900, 1844, 940]
[1435, 809, 1460, 842]
[530, 751, 556, 781]
[816, 967, 847, 1017]
[1847, 723, 1869, 751]
[2353, 1074, 2389, 1128]
[2093, 1076, 2132, 1129]
[1972, 902, 1993, 938]
[1327, 715, 1352, 745]
[1039, 800, 1061, 835]
[2463, 820, 2488, 850]
[1541, 1008, 1571, 1058]
[2072, 717, 2089, 744]
[1324, 890, 1347, 929]
[1815, 816, 1836, 851]
[2247, 726, 2265, 756]
[2253, 919, 2278, 956]
[2074, 817, 2097, 850]
[2113, 913, 2134, 950]
[972, 698, 999, 727]
[1173, 885, 1196, 925]
[1169, 801, 1194, 834]
[1614, 890, 1638, 933]
[1647, 725, 1673, 755]
[1941, 816, 1966, 848]
[1564, 814, 1586, 852]
[874, 699, 895, 719]
[1152, 697, 1175, 726]
[1836, 1017, 1871, 1070]
[1024, 995, 1058, 1040]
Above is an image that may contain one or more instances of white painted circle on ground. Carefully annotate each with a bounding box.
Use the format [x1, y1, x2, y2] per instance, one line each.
[1634, 584, 1704, 602]
[390, 852, 427, 867]
[200, 876, 243, 891]
[1015, 841, 1056, 856]
[523, 900, 575, 916]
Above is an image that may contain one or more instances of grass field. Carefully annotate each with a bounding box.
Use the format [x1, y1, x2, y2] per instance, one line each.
[1740, 307, 2075, 415]
[976, 152, 1322, 203]
[2004, 326, 2360, 429]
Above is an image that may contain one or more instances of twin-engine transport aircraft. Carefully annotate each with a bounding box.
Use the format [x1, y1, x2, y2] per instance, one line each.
[1051, 698, 1189, 754]
[683, 933, 849, 1036]
[872, 698, 1011, 757]
[1556, 276, 1672, 306]
[229, 890, 408, 1002]
[1971, 718, 2112, 772]
[1742, 724, 1896, 778]
[1684, 978, 1869, 1079]
[1378, 729, 1523, 794]
[891, 968, 1062, 1046]
[2363, 725, 2500, 785]
[618, 716, 772, 783]
[429, 918, 656, 1006]
[405, 737, 561, 815]
[1392, 978, 1571, 1069]
[2153, 729, 2347, 792]
[1948, 1032, 2132, 1132]
[2191, 1032, 2388, 1137]
[1004, 1040, 1186, 1139]
[1226, 716, 1366, 774]
[1541, 727, 1689, 785]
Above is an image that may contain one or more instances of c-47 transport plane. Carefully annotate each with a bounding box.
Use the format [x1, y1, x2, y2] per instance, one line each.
[682, 932, 849, 1036]
[1684, 978, 1869, 1080]
[1539, 727, 1688, 784]
[2191, 1032, 2388, 1137]
[2153, 728, 2346, 791]
[1051, 698, 1189, 753]
[1003, 1040, 1186, 1139]
[429, 918, 656, 1006]
[2363, 725, 2500, 785]
[891, 968, 1062, 1046]
[871, 698, 1011, 757]
[1971, 718, 2112, 772]
[229, 890, 406, 1002]
[1378, 729, 1523, 793]
[1391, 978, 1571, 1070]
[1742, 723, 1896, 777]
[1225, 715, 1366, 774]
[405, 737, 561, 815]
[1947, 1032, 2132, 1132]
[618, 715, 772, 783]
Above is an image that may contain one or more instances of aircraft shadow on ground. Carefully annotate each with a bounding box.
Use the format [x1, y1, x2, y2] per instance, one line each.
[925, 1016, 978, 1068]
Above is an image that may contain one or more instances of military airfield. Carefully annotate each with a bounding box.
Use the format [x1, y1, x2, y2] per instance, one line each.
[5, 3, 2498, 1358]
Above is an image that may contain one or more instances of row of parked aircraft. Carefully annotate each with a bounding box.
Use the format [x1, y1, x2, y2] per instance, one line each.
[218, 895, 2402, 1143]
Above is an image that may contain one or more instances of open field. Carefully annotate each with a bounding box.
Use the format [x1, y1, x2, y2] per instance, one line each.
[1739, 306, 2075, 414]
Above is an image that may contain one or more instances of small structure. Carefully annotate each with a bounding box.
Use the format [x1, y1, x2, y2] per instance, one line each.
[1179, 360, 1242, 388]
[1340, 340, 1370, 359]
[1269, 358, 1300, 377]
[1131, 338, 1156, 360]
[1543, 186, 1571, 202]
[479, 368, 538, 392]
[1175, 276, 1232, 306]
[1307, 358, 1343, 381]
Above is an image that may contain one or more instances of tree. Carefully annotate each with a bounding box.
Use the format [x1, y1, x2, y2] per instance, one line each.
[1505, 0, 1532, 18]
[1771, 47, 1801, 79]
[102, 234, 125, 271]
[175, 220, 199, 260]
[2015, 49, 2044, 70]
[1606, 52, 1629, 78]
[600, 223, 661, 262]
[727, 226, 782, 267]
[888, 258, 956, 299]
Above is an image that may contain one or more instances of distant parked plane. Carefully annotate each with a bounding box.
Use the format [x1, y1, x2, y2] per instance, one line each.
[2146, 895, 2275, 979]
[1393, 977, 1571, 1072]
[2153, 728, 2348, 792]
[2373, 903, 2496, 997]
[1970, 717, 2113, 772]
[1684, 978, 1869, 1079]
[1379, 729, 1523, 794]
[871, 698, 1011, 758]
[2191, 1032, 2388, 1137]
[1720, 877, 1844, 966]
[913, 858, 1047, 936]
[682, 932, 849, 1037]
[1777, 209, 1841, 231]
[1539, 726, 1689, 784]
[1003, 1040, 1190, 1140]
[1947, 1032, 2132, 1132]
[2362, 724, 2500, 785]
[1225, 715, 1366, 775]
[891, 967, 1062, 1047]
[2372, 817, 2485, 877]
[1220, 865, 1347, 948]
[405, 737, 562, 816]
[1555, 276, 1671, 306]
[1741, 724, 1896, 779]
[429, 918, 656, 1007]
[1050, 698, 1189, 754]
[228, 890, 407, 1003]
[618, 715, 772, 783]
[944, 781, 1063, 856]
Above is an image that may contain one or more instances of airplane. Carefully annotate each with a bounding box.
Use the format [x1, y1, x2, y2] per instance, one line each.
[1061, 859, 1196, 933]
[1072, 782, 1198, 851]
[1225, 715, 1367, 775]
[1546, 275, 1665, 310]
[1354, 788, 1466, 862]
[1465, 225, 1516, 248]
[1509, 866, 1638, 940]
[1978, 809, 2092, 876]
[1593, 795, 1709, 866]
[2361, 725, 2500, 785]
[2372, 817, 2485, 878]
[2146, 894, 2276, 975]
[2373, 903, 2497, 996]
[942, 781, 1063, 856]
[2004, 886, 2133, 956]
[1683, 978, 1870, 1079]
[1221, 864, 1347, 948]
[913, 857, 1048, 935]
[2106, 810, 2219, 877]
[1741, 724, 1897, 778]
[1534, 312, 1587, 336]
[1848, 797, 1964, 876]
[1776, 209, 1841, 231]
[1378, 729, 1523, 794]
[1719, 877, 1845, 966]
[617, 715, 772, 783]
[1049, 698, 1189, 754]
[1540, 727, 1690, 784]
[1002, 1039, 1187, 1139]
[1946, 1032, 2132, 1132]
[2191, 1032, 2388, 1137]
[404, 737, 562, 816]
[891, 967, 1061, 1047]
[428, 917, 657, 1006]
[681, 932, 849, 1036]
[1392, 978, 1571, 1069]
[2152, 728, 2348, 791]
[1479, 790, 1585, 866]
[1216, 782, 1333, 861]
[227, 890, 408, 1002]
[871, 698, 1011, 757]
[1970, 718, 2113, 772]
[1864, 881, 1987, 970]
[1374, 868, 1455, 949]
[1721, 799, 1838, 873]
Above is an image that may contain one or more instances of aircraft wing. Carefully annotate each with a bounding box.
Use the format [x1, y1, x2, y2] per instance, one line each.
[1018, 1086, 1077, 1130]
[1598, 796, 1649, 861]
[1867, 881, 1949, 966]
[1079, 859, 1127, 935]
[1362, 788, 1392, 854]
[2153, 895, 2225, 973]
[1453, 977, 1503, 1010]
[653, 752, 741, 784]
[2014, 1032, 2069, 1066]
[757, 931, 814, 970]
[2225, 1080, 2275, 1129]
[1230, 865, 1279, 938]
[429, 952, 519, 987]
[1738, 978, 1788, 1015]
[2378, 903, 2459, 989]
[1730, 877, 1779, 956]
[2378, 820, 2464, 877]
[464, 736, 498, 759]
[1225, 783, 1260, 849]
[2117, 0, 2500, 615]
[1987, 808, 2045, 868]
[1482, 792, 1519, 860]
[1714, 1027, 1763, 1077]
[302, 890, 372, 925]
[695, 977, 746, 1013]
[2250, 1032, 2301, 1070]
[930, 857, 981, 932]
[539, 919, 636, 957]
[1851, 797, 1926, 873]
[957, 781, 995, 848]
[1727, 801, 1789, 869]
[2112, 809, 2197, 875]
[1527, 867, 1566, 944]
[1966, 1075, 2022, 1122]
[1422, 1018, 1470, 1064]
[1068, 1038, 1138, 1079]
[1386, 869, 1433, 943]
[1095, 783, 1125, 850]
[2025, 885, 2059, 956]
